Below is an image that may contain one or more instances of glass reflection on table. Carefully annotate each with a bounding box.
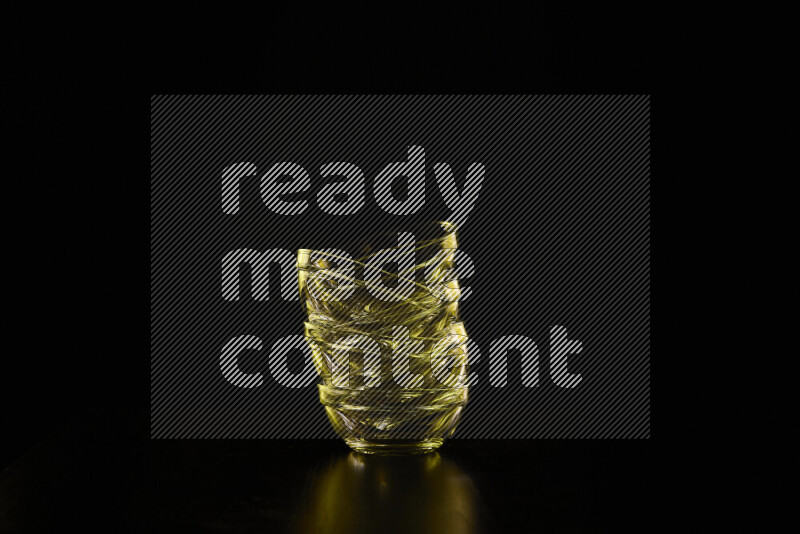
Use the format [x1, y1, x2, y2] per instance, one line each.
[294, 452, 481, 534]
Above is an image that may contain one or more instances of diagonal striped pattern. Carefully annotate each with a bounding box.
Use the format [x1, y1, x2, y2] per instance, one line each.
[151, 95, 650, 439]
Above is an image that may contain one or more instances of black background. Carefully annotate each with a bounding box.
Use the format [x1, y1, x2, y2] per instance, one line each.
[5, 4, 653, 532]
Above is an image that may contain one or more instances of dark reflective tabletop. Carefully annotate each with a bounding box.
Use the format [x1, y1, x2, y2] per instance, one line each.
[0, 419, 650, 533]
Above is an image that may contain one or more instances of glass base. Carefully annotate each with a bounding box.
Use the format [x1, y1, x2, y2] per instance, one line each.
[319, 385, 468, 455]
[344, 438, 444, 455]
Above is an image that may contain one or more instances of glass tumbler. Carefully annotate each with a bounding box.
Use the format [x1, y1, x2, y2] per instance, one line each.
[297, 222, 470, 454]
